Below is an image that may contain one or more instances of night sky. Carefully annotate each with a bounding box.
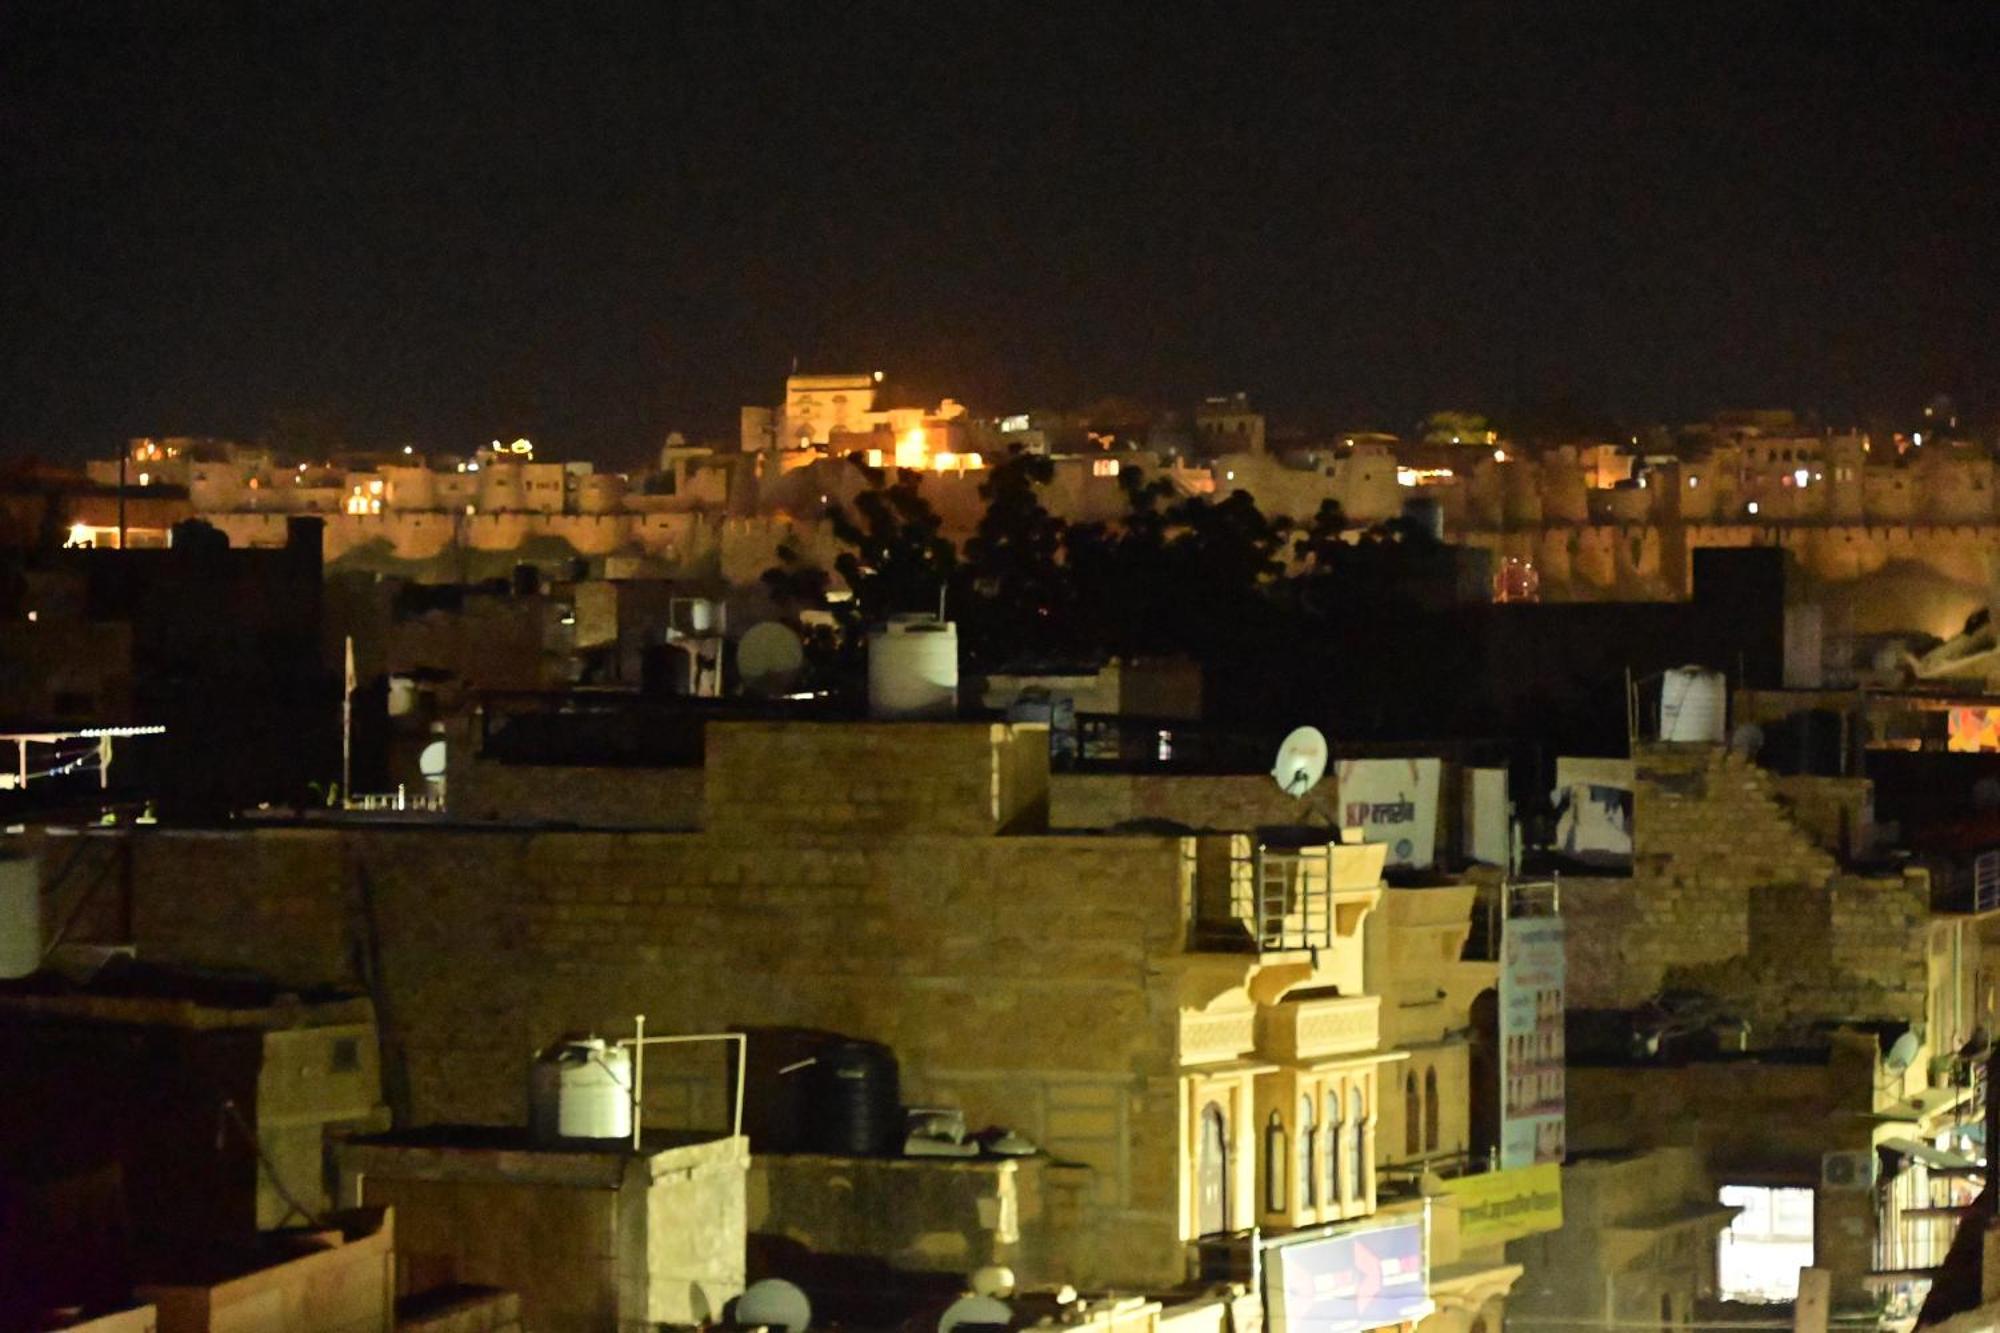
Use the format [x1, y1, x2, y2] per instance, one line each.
[3, 1, 1996, 464]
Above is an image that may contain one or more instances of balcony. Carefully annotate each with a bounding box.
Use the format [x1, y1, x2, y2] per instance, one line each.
[1258, 995, 1381, 1063]
[1190, 834, 1386, 954]
[1180, 1007, 1258, 1067]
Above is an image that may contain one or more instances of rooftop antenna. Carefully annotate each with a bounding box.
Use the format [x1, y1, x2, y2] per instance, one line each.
[1271, 725, 1348, 837]
[1271, 725, 1329, 800]
[737, 621, 806, 697]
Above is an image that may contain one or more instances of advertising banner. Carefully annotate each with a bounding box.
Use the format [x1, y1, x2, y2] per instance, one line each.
[1440, 1162, 1564, 1246]
[1265, 1220, 1431, 1333]
[1464, 766, 1511, 867]
[1499, 914, 1566, 1169]
[1552, 756, 1633, 866]
[1949, 708, 2000, 753]
[1334, 758, 1441, 868]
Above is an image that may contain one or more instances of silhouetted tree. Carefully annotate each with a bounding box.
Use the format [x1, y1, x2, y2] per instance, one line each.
[825, 468, 957, 635]
[954, 452, 1071, 667]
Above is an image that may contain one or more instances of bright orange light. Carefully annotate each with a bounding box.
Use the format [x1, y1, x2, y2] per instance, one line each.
[895, 429, 928, 469]
[928, 451, 985, 473]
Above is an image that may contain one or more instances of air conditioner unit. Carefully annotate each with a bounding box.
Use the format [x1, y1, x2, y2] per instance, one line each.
[1822, 1150, 1876, 1191]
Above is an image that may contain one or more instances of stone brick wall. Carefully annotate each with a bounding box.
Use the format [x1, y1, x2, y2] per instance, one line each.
[1555, 878, 1645, 1009]
[706, 722, 1050, 837]
[58, 810, 1191, 1287]
[1051, 775, 1307, 831]
[748, 1153, 1063, 1279]
[1769, 772, 1874, 860]
[451, 761, 704, 828]
[1629, 743, 1836, 976]
[1569, 745, 1928, 1038]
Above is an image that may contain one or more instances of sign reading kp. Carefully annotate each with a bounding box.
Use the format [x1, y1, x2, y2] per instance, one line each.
[1334, 758, 1441, 868]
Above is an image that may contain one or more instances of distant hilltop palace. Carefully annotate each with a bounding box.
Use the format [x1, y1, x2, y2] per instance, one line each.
[43, 385, 2000, 636]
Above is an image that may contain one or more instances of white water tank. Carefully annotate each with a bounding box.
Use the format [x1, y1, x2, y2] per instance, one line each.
[868, 615, 959, 719]
[529, 1037, 633, 1142]
[1659, 666, 1727, 744]
[0, 855, 37, 979]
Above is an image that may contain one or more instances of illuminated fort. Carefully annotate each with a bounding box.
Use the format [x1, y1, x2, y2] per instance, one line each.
[74, 393, 2000, 645]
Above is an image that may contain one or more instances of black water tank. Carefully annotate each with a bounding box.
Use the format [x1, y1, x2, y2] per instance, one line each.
[809, 1039, 900, 1156]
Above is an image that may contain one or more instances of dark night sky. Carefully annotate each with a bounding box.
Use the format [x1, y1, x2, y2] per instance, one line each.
[2, 1, 1996, 464]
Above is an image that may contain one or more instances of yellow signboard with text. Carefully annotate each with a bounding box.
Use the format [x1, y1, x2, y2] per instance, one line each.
[1441, 1162, 1564, 1246]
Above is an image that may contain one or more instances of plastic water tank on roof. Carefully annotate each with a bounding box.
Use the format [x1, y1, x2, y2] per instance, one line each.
[867, 615, 959, 719]
[529, 1037, 634, 1142]
[1659, 666, 1727, 744]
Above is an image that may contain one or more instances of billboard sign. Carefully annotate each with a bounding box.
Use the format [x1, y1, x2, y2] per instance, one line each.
[1265, 1220, 1431, 1333]
[1335, 758, 1441, 868]
[1499, 914, 1566, 1169]
[1440, 1162, 1564, 1246]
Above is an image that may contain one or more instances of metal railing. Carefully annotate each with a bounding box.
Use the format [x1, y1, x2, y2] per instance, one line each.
[1468, 876, 1560, 961]
[1192, 842, 1335, 953]
[347, 785, 444, 813]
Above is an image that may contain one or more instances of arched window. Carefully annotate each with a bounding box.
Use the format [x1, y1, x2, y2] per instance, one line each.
[1326, 1090, 1343, 1203]
[1404, 1072, 1421, 1157]
[1299, 1096, 1317, 1208]
[1196, 1102, 1229, 1236]
[1350, 1086, 1368, 1199]
[1424, 1067, 1441, 1153]
[1265, 1112, 1288, 1214]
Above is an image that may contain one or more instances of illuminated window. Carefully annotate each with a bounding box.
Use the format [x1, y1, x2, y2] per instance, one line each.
[1299, 1096, 1316, 1208]
[1350, 1087, 1368, 1197]
[1264, 1112, 1288, 1213]
[1093, 459, 1121, 478]
[1326, 1091, 1343, 1202]
[137, 472, 150, 486]
[1717, 1185, 1814, 1302]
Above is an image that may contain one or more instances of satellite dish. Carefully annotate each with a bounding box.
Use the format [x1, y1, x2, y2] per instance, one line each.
[737, 1279, 812, 1333]
[969, 1265, 1016, 1299]
[738, 622, 806, 696]
[1885, 1031, 1921, 1075]
[418, 740, 448, 778]
[938, 1295, 1012, 1333]
[1271, 726, 1329, 798]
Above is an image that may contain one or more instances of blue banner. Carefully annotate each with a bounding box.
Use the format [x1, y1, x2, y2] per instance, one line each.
[1265, 1220, 1431, 1333]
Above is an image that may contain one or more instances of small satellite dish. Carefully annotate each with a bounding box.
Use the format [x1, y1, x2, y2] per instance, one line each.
[738, 622, 806, 696]
[938, 1295, 1012, 1333]
[969, 1265, 1016, 1299]
[1884, 1031, 1921, 1075]
[1271, 726, 1329, 798]
[737, 1279, 812, 1333]
[418, 740, 448, 778]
